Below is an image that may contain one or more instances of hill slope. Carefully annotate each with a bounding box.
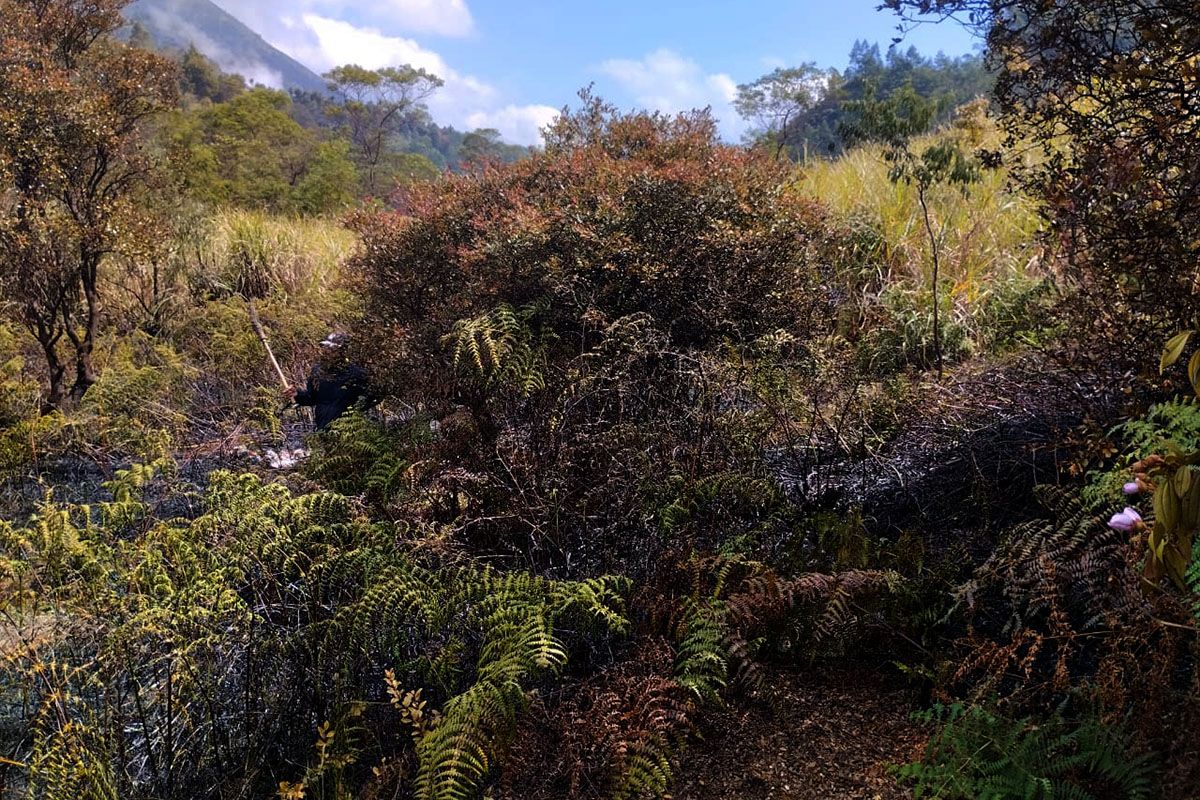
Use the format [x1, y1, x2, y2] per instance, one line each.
[124, 0, 327, 93]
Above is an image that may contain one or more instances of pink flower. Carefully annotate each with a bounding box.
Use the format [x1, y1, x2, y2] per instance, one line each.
[1123, 481, 1141, 495]
[1108, 507, 1144, 532]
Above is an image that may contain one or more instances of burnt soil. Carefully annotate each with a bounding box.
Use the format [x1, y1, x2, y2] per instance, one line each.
[674, 664, 925, 800]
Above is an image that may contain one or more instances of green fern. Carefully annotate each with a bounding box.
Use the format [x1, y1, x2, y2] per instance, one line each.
[895, 704, 1155, 800]
[612, 735, 675, 800]
[673, 599, 728, 704]
[305, 411, 428, 506]
[441, 302, 551, 396]
[0, 470, 631, 800]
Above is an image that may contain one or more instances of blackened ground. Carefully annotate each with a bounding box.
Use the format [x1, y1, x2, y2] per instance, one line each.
[777, 353, 1135, 562]
[674, 664, 925, 800]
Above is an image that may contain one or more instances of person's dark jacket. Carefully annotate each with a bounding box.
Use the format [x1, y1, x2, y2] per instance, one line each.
[294, 362, 370, 430]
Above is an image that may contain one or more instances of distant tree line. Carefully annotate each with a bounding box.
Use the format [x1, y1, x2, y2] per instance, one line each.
[131, 25, 532, 213]
[736, 41, 994, 159]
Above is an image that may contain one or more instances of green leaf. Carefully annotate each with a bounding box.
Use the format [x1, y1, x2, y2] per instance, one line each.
[1160, 330, 1193, 372]
[1155, 486, 1180, 538]
[1174, 466, 1194, 499]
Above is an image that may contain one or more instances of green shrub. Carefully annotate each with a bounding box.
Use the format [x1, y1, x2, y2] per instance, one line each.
[76, 334, 193, 459]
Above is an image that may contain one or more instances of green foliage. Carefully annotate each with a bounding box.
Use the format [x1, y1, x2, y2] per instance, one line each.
[896, 704, 1154, 800]
[1085, 398, 1200, 513]
[738, 43, 993, 159]
[1118, 398, 1200, 456]
[735, 64, 828, 157]
[176, 46, 245, 103]
[295, 140, 359, 215]
[442, 303, 550, 396]
[1187, 535, 1200, 627]
[77, 334, 193, 458]
[798, 113, 1043, 344]
[412, 570, 629, 800]
[162, 88, 359, 214]
[857, 282, 972, 373]
[0, 470, 630, 800]
[842, 89, 985, 376]
[305, 412, 430, 505]
[672, 599, 729, 704]
[323, 64, 444, 196]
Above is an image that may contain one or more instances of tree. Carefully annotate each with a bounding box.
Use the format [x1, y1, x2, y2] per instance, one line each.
[737, 43, 993, 159]
[295, 139, 359, 214]
[843, 83, 981, 377]
[458, 127, 506, 168]
[178, 45, 245, 104]
[0, 0, 178, 407]
[734, 65, 828, 159]
[162, 87, 358, 213]
[324, 64, 443, 196]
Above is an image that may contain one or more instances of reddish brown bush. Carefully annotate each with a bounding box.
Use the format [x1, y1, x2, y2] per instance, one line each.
[348, 94, 837, 400]
[342, 97, 843, 577]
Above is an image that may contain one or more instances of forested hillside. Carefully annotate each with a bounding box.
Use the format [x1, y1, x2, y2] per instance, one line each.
[122, 0, 531, 172]
[1, 1, 1199, 799]
[124, 0, 328, 92]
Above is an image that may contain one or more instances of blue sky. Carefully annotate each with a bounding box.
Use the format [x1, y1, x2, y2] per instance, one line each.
[213, 0, 979, 145]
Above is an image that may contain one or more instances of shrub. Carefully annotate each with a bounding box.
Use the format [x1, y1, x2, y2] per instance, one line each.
[342, 97, 843, 577]
[349, 94, 838, 399]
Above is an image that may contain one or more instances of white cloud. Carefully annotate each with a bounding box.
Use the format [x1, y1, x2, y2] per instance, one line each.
[297, 13, 453, 73]
[466, 104, 560, 147]
[294, 17, 512, 133]
[361, 0, 474, 37]
[208, 1, 552, 146]
[213, 0, 473, 39]
[599, 48, 745, 139]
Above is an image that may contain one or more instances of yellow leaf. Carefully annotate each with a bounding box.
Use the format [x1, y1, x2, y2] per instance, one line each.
[1161, 330, 1193, 372]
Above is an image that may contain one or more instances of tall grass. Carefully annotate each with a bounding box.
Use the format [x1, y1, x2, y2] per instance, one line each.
[202, 209, 357, 300]
[796, 139, 1042, 290]
[796, 118, 1052, 363]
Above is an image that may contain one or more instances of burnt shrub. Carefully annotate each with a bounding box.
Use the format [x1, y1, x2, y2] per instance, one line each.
[345, 96, 844, 576]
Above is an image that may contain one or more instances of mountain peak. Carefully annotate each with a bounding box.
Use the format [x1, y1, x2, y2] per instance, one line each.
[124, 0, 327, 93]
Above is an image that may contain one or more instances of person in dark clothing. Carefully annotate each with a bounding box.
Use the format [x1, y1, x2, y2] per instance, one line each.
[291, 333, 372, 430]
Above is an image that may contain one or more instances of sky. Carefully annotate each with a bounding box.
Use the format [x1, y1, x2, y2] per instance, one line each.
[211, 0, 980, 146]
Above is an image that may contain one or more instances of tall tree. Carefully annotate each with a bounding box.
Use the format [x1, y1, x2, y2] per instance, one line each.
[734, 64, 829, 159]
[458, 127, 506, 168]
[324, 64, 443, 196]
[0, 0, 178, 407]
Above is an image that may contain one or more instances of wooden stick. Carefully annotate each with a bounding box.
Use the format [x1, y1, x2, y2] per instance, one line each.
[245, 297, 291, 392]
